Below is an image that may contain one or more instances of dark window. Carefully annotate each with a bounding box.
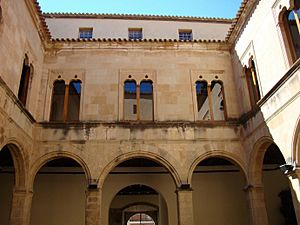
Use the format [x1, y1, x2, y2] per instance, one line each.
[18, 58, 31, 106]
[283, 1, 300, 62]
[50, 80, 66, 121]
[67, 81, 81, 121]
[196, 81, 210, 120]
[50, 80, 81, 122]
[245, 59, 261, 107]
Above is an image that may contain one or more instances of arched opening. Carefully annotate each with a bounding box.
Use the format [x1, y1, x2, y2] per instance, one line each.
[103, 157, 175, 225]
[18, 55, 32, 106]
[245, 58, 261, 107]
[211, 80, 226, 120]
[192, 157, 249, 225]
[195, 80, 210, 120]
[140, 80, 153, 121]
[50, 80, 66, 121]
[110, 185, 160, 225]
[124, 80, 137, 120]
[263, 143, 297, 225]
[31, 157, 87, 225]
[0, 145, 15, 225]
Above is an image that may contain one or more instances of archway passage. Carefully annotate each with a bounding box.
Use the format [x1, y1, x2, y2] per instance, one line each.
[0, 146, 15, 225]
[192, 157, 249, 225]
[31, 157, 87, 225]
[109, 184, 160, 225]
[262, 144, 297, 225]
[103, 158, 174, 225]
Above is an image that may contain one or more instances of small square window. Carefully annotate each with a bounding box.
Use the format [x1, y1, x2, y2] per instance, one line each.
[179, 30, 193, 41]
[79, 28, 93, 39]
[128, 28, 143, 40]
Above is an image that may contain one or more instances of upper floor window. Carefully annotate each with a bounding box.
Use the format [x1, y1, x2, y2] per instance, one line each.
[79, 28, 93, 39]
[124, 79, 153, 121]
[244, 58, 261, 107]
[128, 28, 143, 40]
[283, 1, 300, 62]
[195, 80, 225, 120]
[18, 55, 32, 106]
[179, 30, 193, 41]
[50, 80, 82, 122]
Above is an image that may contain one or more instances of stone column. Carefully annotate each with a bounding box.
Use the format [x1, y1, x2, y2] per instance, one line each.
[9, 187, 33, 225]
[245, 184, 269, 225]
[287, 170, 300, 224]
[86, 185, 101, 225]
[176, 185, 194, 225]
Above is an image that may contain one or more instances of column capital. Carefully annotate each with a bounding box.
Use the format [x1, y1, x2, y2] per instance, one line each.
[243, 184, 264, 192]
[176, 184, 193, 192]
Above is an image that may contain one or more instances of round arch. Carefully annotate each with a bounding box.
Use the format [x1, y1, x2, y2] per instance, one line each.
[248, 136, 276, 184]
[292, 114, 300, 165]
[187, 150, 248, 185]
[29, 151, 92, 189]
[98, 151, 181, 187]
[0, 139, 27, 188]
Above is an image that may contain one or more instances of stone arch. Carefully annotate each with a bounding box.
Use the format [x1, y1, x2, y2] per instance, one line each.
[98, 151, 181, 187]
[0, 139, 27, 188]
[292, 114, 300, 165]
[187, 150, 248, 185]
[29, 151, 92, 189]
[248, 136, 275, 185]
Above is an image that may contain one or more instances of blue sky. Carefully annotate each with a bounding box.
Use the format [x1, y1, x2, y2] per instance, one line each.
[38, 0, 242, 19]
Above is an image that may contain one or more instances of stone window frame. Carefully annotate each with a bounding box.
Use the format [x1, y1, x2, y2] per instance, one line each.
[119, 70, 157, 121]
[45, 70, 85, 122]
[272, 0, 300, 67]
[190, 70, 227, 121]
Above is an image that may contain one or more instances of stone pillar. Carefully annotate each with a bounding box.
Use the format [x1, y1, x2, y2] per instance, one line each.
[9, 187, 33, 225]
[176, 185, 194, 225]
[287, 170, 300, 224]
[86, 185, 101, 225]
[245, 184, 269, 225]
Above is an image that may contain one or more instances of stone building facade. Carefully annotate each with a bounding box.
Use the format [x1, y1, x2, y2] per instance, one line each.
[0, 0, 300, 225]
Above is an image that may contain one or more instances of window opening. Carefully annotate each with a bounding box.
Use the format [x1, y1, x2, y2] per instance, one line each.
[67, 80, 81, 121]
[211, 81, 225, 120]
[18, 58, 31, 106]
[285, 4, 300, 59]
[245, 59, 261, 107]
[129, 28, 143, 40]
[79, 28, 93, 39]
[50, 80, 66, 121]
[140, 81, 153, 121]
[127, 213, 156, 225]
[179, 30, 193, 41]
[124, 80, 137, 120]
[196, 81, 210, 120]
[50, 80, 81, 122]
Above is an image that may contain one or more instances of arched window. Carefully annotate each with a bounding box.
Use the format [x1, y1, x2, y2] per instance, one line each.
[18, 56, 32, 106]
[140, 80, 153, 121]
[67, 80, 82, 121]
[211, 81, 226, 120]
[195, 81, 210, 120]
[124, 80, 154, 121]
[124, 80, 137, 121]
[50, 80, 66, 122]
[245, 59, 261, 107]
[127, 213, 156, 225]
[283, 1, 300, 62]
[50, 80, 81, 122]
